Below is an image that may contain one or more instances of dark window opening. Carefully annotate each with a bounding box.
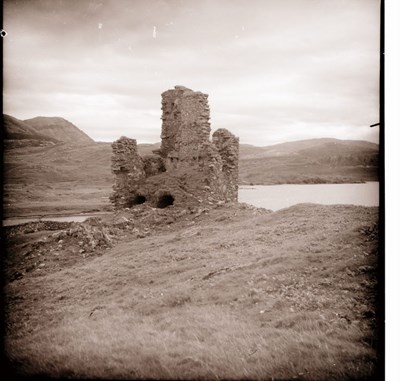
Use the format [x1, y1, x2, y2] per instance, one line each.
[129, 195, 146, 206]
[157, 194, 174, 208]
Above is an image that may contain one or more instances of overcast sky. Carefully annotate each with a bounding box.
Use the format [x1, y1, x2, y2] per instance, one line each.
[3, 0, 380, 146]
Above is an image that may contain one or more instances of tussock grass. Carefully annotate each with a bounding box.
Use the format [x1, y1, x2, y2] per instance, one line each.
[5, 204, 380, 380]
[7, 306, 376, 380]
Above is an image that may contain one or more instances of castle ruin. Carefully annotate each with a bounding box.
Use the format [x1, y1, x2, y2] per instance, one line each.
[110, 86, 239, 209]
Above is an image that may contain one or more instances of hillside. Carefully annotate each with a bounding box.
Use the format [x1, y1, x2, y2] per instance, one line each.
[4, 203, 381, 380]
[3, 115, 382, 379]
[3, 114, 95, 146]
[239, 138, 379, 185]
[2, 140, 162, 217]
[239, 138, 378, 160]
[3, 114, 380, 217]
[23, 116, 95, 144]
[3, 114, 59, 146]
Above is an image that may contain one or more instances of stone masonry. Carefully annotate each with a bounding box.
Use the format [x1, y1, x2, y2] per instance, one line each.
[110, 86, 239, 209]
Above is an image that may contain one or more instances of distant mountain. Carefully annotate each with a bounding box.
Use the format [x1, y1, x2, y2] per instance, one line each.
[240, 138, 378, 159]
[239, 138, 379, 185]
[3, 114, 95, 146]
[22, 116, 95, 145]
[3, 114, 59, 145]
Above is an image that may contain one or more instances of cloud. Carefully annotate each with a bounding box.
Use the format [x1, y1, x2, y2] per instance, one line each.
[3, 0, 380, 145]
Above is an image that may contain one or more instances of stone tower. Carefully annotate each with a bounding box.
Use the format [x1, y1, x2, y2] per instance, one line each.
[159, 86, 211, 168]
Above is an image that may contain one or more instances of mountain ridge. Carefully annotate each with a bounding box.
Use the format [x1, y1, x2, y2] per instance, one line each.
[239, 138, 378, 160]
[3, 114, 95, 146]
[22, 116, 95, 145]
[4, 114, 378, 156]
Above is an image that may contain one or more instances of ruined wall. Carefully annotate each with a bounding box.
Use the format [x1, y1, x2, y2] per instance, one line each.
[142, 155, 166, 177]
[110, 137, 146, 208]
[212, 129, 240, 202]
[160, 86, 211, 171]
[110, 86, 239, 209]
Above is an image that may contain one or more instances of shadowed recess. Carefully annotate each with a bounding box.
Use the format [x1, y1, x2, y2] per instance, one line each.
[129, 195, 146, 206]
[157, 194, 174, 209]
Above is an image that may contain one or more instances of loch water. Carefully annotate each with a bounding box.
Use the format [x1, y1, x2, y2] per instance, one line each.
[238, 182, 379, 211]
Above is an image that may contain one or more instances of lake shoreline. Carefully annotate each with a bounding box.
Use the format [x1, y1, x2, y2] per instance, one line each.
[239, 182, 379, 211]
[239, 180, 375, 186]
[3, 182, 379, 226]
[2, 212, 113, 227]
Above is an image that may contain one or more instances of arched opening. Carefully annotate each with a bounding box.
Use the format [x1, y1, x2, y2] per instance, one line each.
[129, 194, 146, 207]
[157, 194, 174, 209]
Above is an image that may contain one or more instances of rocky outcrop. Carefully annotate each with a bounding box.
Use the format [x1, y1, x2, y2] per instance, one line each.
[110, 86, 239, 209]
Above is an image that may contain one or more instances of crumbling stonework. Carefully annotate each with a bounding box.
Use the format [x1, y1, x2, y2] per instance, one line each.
[110, 86, 239, 209]
[212, 128, 240, 202]
[110, 137, 146, 208]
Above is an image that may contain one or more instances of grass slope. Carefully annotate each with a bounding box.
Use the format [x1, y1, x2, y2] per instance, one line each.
[3, 143, 114, 217]
[4, 203, 380, 380]
[239, 139, 379, 185]
[2, 142, 164, 217]
[239, 158, 379, 185]
[3, 115, 59, 144]
[239, 138, 378, 160]
[4, 138, 379, 218]
[22, 116, 95, 144]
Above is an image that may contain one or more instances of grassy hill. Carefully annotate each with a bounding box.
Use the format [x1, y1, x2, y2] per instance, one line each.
[3, 141, 113, 217]
[23, 115, 94, 144]
[3, 114, 382, 379]
[4, 203, 381, 380]
[3, 115, 60, 146]
[3, 114, 379, 217]
[3, 114, 95, 146]
[239, 138, 379, 185]
[240, 138, 378, 159]
[2, 115, 160, 217]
